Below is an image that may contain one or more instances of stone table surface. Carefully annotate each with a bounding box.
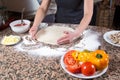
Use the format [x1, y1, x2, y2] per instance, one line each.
[0, 23, 120, 80]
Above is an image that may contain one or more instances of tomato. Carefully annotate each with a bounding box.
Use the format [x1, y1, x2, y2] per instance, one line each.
[63, 50, 82, 73]
[66, 62, 81, 73]
[81, 62, 96, 76]
[64, 55, 76, 66]
[64, 50, 77, 66]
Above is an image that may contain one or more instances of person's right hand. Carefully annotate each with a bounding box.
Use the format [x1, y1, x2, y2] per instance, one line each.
[29, 26, 38, 39]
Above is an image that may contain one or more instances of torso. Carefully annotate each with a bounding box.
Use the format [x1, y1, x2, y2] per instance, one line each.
[55, 0, 84, 24]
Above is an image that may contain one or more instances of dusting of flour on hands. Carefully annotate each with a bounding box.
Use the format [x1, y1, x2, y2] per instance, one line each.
[14, 29, 101, 57]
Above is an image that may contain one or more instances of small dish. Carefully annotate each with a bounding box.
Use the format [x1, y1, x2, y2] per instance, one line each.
[1, 35, 21, 45]
[9, 19, 31, 33]
[103, 30, 120, 47]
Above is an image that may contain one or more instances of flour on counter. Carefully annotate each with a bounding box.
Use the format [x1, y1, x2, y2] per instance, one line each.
[27, 47, 65, 56]
[73, 29, 101, 51]
[14, 42, 66, 57]
[14, 29, 101, 57]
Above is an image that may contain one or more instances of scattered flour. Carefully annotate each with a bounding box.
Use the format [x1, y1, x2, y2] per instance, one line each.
[76, 29, 101, 51]
[14, 29, 101, 57]
[27, 47, 66, 56]
[14, 42, 66, 57]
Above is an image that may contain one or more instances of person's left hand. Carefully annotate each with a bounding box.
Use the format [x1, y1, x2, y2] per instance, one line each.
[57, 31, 80, 45]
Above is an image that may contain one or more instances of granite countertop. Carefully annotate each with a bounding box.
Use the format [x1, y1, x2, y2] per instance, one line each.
[0, 23, 120, 80]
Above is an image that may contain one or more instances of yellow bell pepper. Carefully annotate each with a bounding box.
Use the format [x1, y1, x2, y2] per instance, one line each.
[72, 50, 92, 62]
[89, 50, 109, 71]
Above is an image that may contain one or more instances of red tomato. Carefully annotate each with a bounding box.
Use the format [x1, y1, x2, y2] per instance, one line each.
[64, 55, 76, 66]
[64, 50, 77, 66]
[66, 62, 81, 73]
[63, 50, 82, 73]
[81, 62, 96, 76]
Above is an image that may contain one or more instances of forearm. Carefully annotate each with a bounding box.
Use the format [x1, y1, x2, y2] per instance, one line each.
[32, 7, 47, 28]
[75, 0, 93, 36]
[76, 13, 93, 35]
[32, 0, 51, 28]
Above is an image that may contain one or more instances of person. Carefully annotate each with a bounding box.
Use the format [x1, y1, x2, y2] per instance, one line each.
[29, 0, 93, 45]
[113, 0, 120, 29]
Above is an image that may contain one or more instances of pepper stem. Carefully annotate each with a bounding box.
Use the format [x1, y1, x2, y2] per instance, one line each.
[96, 54, 102, 59]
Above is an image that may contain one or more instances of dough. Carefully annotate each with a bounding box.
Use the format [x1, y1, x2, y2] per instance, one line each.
[36, 26, 74, 45]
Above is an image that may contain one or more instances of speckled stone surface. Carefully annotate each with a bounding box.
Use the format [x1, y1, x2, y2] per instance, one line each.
[0, 23, 120, 80]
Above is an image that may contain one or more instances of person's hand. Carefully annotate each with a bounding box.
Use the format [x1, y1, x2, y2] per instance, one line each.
[57, 30, 80, 45]
[29, 26, 38, 39]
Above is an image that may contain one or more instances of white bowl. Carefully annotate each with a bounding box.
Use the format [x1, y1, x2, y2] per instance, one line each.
[10, 19, 31, 33]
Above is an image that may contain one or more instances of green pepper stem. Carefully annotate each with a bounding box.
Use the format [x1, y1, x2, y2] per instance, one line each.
[96, 54, 102, 59]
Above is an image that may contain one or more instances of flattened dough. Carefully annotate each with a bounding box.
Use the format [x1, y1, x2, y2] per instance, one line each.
[36, 26, 74, 45]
